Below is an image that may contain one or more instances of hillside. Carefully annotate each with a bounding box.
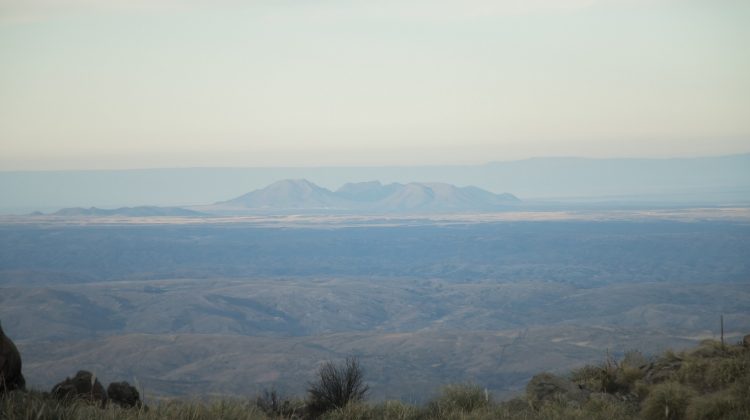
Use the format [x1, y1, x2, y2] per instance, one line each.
[2, 219, 749, 402]
[2, 337, 748, 419]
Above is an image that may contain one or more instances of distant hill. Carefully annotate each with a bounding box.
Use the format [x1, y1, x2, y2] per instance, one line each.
[51, 206, 206, 217]
[217, 179, 519, 212]
[218, 179, 347, 209]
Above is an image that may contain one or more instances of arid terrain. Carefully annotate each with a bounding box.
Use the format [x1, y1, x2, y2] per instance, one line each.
[1, 211, 748, 401]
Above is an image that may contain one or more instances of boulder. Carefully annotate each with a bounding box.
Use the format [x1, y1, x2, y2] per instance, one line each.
[526, 373, 590, 406]
[51, 370, 107, 406]
[107, 381, 142, 408]
[0, 321, 25, 394]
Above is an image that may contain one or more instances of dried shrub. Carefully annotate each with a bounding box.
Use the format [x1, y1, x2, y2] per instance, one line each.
[306, 357, 368, 417]
[255, 388, 303, 418]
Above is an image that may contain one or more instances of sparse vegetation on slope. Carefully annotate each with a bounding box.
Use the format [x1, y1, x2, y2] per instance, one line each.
[2, 338, 748, 419]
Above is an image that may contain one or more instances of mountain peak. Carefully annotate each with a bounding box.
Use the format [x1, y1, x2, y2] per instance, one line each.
[219, 180, 518, 213]
[219, 179, 343, 209]
[270, 179, 320, 188]
[265, 179, 328, 194]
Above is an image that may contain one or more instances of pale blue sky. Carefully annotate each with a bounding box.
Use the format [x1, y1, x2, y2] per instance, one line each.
[1, 0, 749, 170]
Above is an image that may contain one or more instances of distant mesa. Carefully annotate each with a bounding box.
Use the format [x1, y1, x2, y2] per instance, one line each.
[218, 179, 519, 212]
[51, 206, 206, 217]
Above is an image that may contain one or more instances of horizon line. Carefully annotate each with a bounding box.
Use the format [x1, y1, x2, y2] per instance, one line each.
[2, 152, 749, 174]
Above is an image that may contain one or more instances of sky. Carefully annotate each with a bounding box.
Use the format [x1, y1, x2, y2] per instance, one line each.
[1, 0, 749, 170]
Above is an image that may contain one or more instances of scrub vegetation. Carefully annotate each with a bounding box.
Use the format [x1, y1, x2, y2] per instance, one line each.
[2, 338, 748, 419]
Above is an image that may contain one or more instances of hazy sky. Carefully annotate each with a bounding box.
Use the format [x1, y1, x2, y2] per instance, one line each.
[1, 0, 749, 170]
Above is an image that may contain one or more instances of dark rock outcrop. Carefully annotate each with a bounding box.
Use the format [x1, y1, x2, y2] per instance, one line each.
[0, 321, 25, 394]
[107, 381, 141, 408]
[51, 370, 107, 406]
[526, 372, 590, 406]
[743, 334, 750, 348]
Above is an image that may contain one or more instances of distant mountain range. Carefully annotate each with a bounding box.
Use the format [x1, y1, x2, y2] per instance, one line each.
[216, 179, 519, 212]
[51, 206, 206, 217]
[3, 154, 749, 214]
[39, 181, 519, 216]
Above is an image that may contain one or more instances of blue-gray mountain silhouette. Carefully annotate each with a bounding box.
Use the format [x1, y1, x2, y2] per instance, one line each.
[219, 179, 519, 212]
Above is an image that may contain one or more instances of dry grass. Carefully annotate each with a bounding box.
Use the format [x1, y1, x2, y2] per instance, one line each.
[0, 391, 267, 420]
[2, 339, 748, 419]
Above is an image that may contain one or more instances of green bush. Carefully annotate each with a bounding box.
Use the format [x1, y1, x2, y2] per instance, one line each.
[641, 381, 695, 420]
[616, 351, 647, 388]
[677, 351, 749, 392]
[427, 383, 491, 416]
[686, 391, 747, 420]
[570, 364, 605, 391]
[632, 379, 651, 401]
[568, 350, 648, 395]
[729, 370, 750, 404]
